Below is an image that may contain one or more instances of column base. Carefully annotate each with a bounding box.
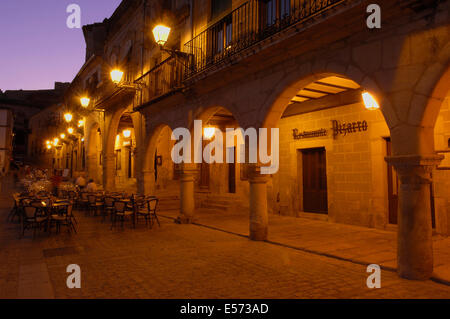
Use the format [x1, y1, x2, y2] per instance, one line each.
[249, 227, 268, 241]
[175, 215, 196, 224]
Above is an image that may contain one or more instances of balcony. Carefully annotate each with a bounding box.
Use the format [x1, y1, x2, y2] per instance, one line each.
[184, 0, 344, 79]
[136, 56, 185, 108]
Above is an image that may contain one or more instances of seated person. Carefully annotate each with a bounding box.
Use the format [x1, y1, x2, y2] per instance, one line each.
[75, 175, 87, 189]
[86, 179, 98, 192]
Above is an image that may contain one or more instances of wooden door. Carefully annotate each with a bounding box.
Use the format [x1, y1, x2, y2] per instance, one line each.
[228, 147, 236, 193]
[386, 138, 399, 224]
[200, 140, 210, 189]
[302, 148, 328, 214]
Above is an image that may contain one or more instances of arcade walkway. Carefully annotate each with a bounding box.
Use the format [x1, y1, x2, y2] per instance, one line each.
[160, 208, 450, 285]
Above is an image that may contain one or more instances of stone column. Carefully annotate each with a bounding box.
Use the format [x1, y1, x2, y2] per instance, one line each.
[249, 165, 269, 241]
[176, 163, 197, 224]
[86, 154, 97, 180]
[142, 169, 155, 195]
[386, 155, 443, 280]
[103, 153, 116, 191]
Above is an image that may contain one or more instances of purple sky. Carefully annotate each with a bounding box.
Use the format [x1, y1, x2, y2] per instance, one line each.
[0, 0, 123, 91]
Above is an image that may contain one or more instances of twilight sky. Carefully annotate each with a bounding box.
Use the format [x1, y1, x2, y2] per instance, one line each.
[0, 0, 123, 91]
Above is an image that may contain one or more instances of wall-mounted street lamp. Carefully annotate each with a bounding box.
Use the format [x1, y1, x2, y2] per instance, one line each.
[122, 129, 132, 139]
[152, 24, 192, 61]
[109, 68, 145, 90]
[64, 113, 73, 123]
[80, 97, 90, 108]
[153, 25, 171, 46]
[203, 127, 216, 140]
[110, 69, 124, 84]
[67, 127, 74, 135]
[78, 119, 85, 128]
[362, 92, 380, 111]
[60, 133, 66, 140]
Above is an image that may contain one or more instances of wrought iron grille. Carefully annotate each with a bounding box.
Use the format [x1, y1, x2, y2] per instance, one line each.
[137, 56, 184, 104]
[184, 0, 344, 78]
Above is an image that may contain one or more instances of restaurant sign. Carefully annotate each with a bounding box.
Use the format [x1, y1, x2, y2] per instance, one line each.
[292, 120, 369, 140]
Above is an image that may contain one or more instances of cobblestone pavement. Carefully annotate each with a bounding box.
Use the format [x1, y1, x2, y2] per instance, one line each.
[1, 203, 450, 299]
[159, 206, 450, 284]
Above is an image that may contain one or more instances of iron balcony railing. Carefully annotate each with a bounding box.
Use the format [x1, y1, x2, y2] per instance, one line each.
[184, 0, 344, 78]
[137, 56, 184, 105]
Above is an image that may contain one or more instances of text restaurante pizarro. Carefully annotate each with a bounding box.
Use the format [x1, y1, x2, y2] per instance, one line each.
[292, 120, 369, 140]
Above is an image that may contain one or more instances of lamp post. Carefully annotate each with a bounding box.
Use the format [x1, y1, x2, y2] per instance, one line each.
[109, 68, 145, 90]
[152, 24, 192, 61]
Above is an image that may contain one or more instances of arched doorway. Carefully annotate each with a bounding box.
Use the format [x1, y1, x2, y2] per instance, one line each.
[245, 71, 394, 242]
[194, 106, 245, 212]
[269, 75, 391, 228]
[142, 123, 177, 196]
[113, 112, 137, 193]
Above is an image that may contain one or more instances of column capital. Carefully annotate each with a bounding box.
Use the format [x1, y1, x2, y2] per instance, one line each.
[247, 164, 269, 184]
[385, 154, 444, 168]
[385, 154, 444, 185]
[180, 163, 198, 176]
[104, 153, 116, 161]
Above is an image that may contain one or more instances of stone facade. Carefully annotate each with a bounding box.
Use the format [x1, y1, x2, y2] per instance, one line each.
[30, 0, 450, 280]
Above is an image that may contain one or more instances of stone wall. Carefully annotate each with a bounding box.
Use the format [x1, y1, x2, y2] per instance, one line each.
[274, 101, 390, 228]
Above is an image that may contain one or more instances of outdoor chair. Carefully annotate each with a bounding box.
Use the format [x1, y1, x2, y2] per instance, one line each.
[102, 196, 115, 223]
[111, 200, 134, 229]
[21, 206, 48, 238]
[50, 204, 76, 234]
[147, 197, 160, 227]
[78, 192, 90, 214]
[88, 194, 103, 216]
[8, 195, 22, 223]
[137, 197, 159, 228]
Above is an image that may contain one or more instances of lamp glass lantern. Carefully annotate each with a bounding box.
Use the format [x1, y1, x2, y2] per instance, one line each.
[122, 129, 132, 139]
[80, 97, 90, 107]
[362, 92, 380, 111]
[110, 69, 124, 84]
[64, 113, 73, 123]
[153, 25, 171, 46]
[203, 127, 216, 140]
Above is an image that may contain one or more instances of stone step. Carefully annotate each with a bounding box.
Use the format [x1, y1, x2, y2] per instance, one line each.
[199, 194, 243, 212]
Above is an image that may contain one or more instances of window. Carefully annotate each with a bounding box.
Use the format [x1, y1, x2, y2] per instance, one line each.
[280, 0, 290, 19]
[211, 0, 231, 20]
[266, 0, 277, 26]
[211, 14, 232, 56]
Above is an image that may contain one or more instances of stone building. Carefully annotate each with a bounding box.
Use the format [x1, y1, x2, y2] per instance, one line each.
[0, 82, 69, 163]
[34, 0, 450, 280]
